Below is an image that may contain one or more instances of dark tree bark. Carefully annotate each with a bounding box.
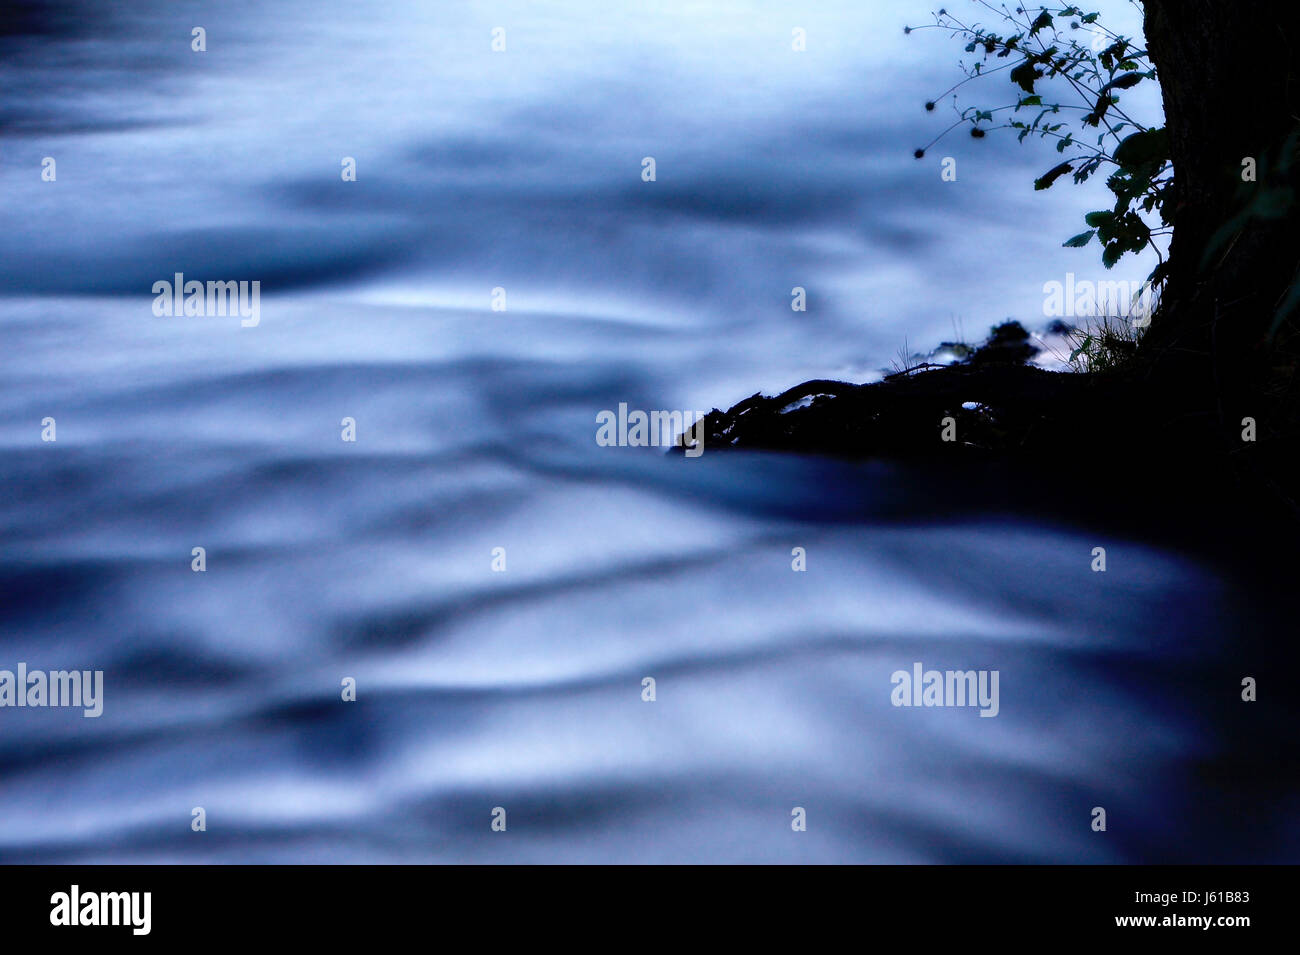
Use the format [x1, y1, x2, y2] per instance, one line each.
[1140, 1, 1300, 395]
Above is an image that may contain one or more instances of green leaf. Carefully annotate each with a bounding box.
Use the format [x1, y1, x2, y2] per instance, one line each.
[1063, 230, 1095, 247]
[1084, 210, 1114, 227]
[1035, 161, 1075, 190]
[1104, 72, 1144, 91]
[1113, 127, 1168, 168]
[1146, 261, 1170, 289]
[1017, 95, 1043, 108]
[1010, 60, 1044, 93]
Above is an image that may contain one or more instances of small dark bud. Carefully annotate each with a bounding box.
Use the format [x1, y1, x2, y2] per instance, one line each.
[914, 148, 925, 158]
[971, 127, 986, 138]
[925, 101, 935, 111]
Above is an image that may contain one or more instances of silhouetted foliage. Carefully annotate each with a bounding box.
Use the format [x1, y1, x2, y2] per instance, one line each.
[909, 3, 1170, 287]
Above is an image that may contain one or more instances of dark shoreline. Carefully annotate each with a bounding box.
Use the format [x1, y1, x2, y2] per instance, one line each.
[672, 335, 1299, 576]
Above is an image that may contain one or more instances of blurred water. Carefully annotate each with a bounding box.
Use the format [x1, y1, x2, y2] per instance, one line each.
[0, 0, 1295, 862]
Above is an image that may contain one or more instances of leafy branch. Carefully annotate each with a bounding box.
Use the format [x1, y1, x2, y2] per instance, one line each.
[908, 2, 1172, 285]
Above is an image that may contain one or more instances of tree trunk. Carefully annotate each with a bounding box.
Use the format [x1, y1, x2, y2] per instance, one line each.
[1140, 1, 1300, 399]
